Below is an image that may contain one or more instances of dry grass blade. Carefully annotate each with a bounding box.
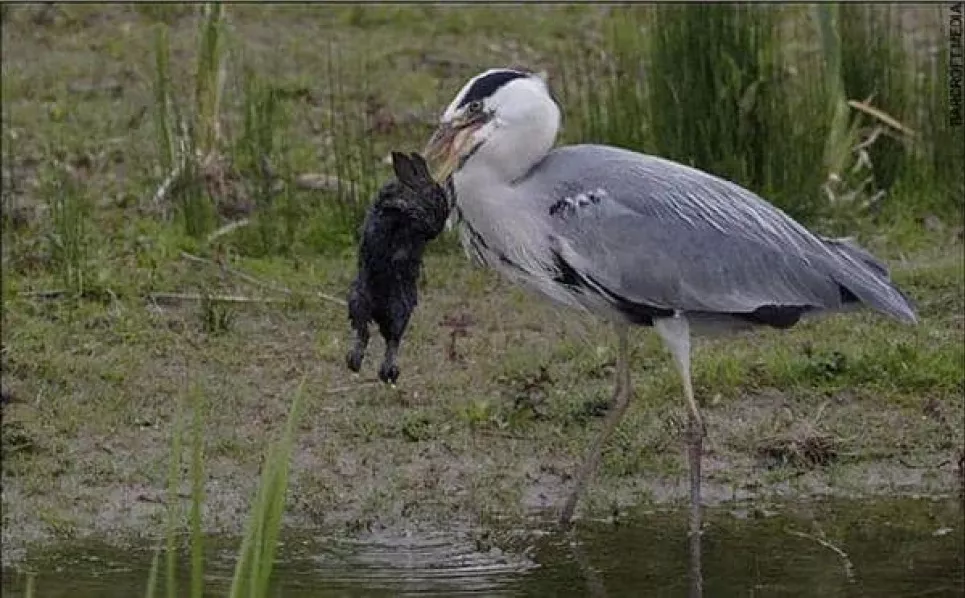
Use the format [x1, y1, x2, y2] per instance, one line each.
[756, 400, 839, 469]
[207, 219, 251, 244]
[19, 289, 70, 299]
[787, 529, 856, 582]
[151, 165, 184, 207]
[148, 292, 289, 305]
[847, 100, 917, 138]
[757, 431, 839, 469]
[323, 381, 384, 394]
[294, 173, 347, 191]
[178, 251, 347, 306]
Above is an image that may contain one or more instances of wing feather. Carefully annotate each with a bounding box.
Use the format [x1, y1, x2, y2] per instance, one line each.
[517, 144, 916, 323]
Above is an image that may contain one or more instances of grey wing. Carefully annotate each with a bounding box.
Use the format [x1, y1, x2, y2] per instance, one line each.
[522, 144, 916, 323]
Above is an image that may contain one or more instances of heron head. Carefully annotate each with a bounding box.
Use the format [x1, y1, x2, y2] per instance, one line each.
[424, 68, 561, 184]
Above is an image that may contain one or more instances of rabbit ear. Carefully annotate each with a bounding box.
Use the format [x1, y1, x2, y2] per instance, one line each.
[406, 152, 432, 180]
[390, 151, 415, 183]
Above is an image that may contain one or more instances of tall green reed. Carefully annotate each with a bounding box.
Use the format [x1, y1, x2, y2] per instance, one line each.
[43, 162, 91, 296]
[151, 3, 227, 240]
[644, 5, 781, 190]
[560, 5, 837, 223]
[164, 383, 186, 598]
[150, 4, 383, 256]
[195, 2, 227, 161]
[227, 378, 307, 598]
[898, 7, 965, 219]
[233, 64, 298, 257]
[837, 4, 911, 194]
[325, 43, 380, 247]
[153, 24, 176, 176]
[559, 5, 950, 226]
[141, 377, 308, 598]
[818, 5, 962, 225]
[189, 387, 206, 598]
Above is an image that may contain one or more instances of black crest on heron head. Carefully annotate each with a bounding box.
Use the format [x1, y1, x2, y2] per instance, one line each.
[457, 69, 530, 109]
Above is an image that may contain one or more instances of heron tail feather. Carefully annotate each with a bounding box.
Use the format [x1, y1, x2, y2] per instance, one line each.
[820, 236, 918, 324]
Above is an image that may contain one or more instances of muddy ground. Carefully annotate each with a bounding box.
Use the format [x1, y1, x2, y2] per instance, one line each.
[3, 251, 962, 567]
[2, 4, 963, 569]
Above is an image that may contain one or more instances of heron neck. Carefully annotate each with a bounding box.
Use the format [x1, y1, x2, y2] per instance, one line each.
[464, 103, 559, 187]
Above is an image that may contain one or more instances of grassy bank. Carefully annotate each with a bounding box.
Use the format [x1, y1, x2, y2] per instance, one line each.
[2, 3, 962, 588]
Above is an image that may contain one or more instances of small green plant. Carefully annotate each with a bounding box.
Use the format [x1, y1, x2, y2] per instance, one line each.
[198, 291, 235, 334]
[153, 381, 209, 598]
[801, 346, 849, 382]
[459, 398, 496, 432]
[150, 5, 383, 257]
[144, 550, 161, 598]
[401, 412, 434, 442]
[234, 65, 291, 257]
[43, 163, 90, 296]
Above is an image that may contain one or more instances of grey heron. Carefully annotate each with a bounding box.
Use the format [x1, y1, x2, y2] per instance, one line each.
[422, 69, 918, 538]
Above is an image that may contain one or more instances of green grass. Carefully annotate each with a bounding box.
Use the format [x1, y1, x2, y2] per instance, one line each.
[41, 161, 91, 296]
[138, 375, 306, 598]
[561, 5, 834, 223]
[1, 3, 962, 590]
[227, 378, 305, 598]
[837, 4, 911, 193]
[559, 4, 958, 229]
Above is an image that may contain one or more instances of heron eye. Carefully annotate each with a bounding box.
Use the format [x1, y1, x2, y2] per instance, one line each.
[467, 100, 483, 114]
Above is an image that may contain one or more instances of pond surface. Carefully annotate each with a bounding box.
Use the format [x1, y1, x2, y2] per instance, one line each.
[3, 496, 963, 597]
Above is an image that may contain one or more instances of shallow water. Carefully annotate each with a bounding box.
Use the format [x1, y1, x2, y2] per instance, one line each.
[3, 496, 963, 597]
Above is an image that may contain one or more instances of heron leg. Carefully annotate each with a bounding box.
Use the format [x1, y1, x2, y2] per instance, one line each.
[654, 315, 704, 596]
[560, 324, 632, 527]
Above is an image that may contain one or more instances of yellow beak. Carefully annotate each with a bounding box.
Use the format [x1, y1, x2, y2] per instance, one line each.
[423, 119, 481, 184]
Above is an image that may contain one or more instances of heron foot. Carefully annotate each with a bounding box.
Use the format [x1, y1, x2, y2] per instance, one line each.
[686, 413, 704, 584]
[560, 384, 633, 528]
[687, 414, 707, 443]
[559, 326, 633, 528]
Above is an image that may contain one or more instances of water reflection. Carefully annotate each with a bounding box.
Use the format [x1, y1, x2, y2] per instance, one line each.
[2, 497, 962, 597]
[689, 522, 702, 598]
[538, 496, 963, 597]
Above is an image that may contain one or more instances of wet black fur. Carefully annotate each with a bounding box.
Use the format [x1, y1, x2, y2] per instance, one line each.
[346, 152, 451, 384]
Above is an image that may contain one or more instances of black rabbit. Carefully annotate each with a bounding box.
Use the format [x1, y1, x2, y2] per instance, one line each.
[346, 151, 451, 384]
